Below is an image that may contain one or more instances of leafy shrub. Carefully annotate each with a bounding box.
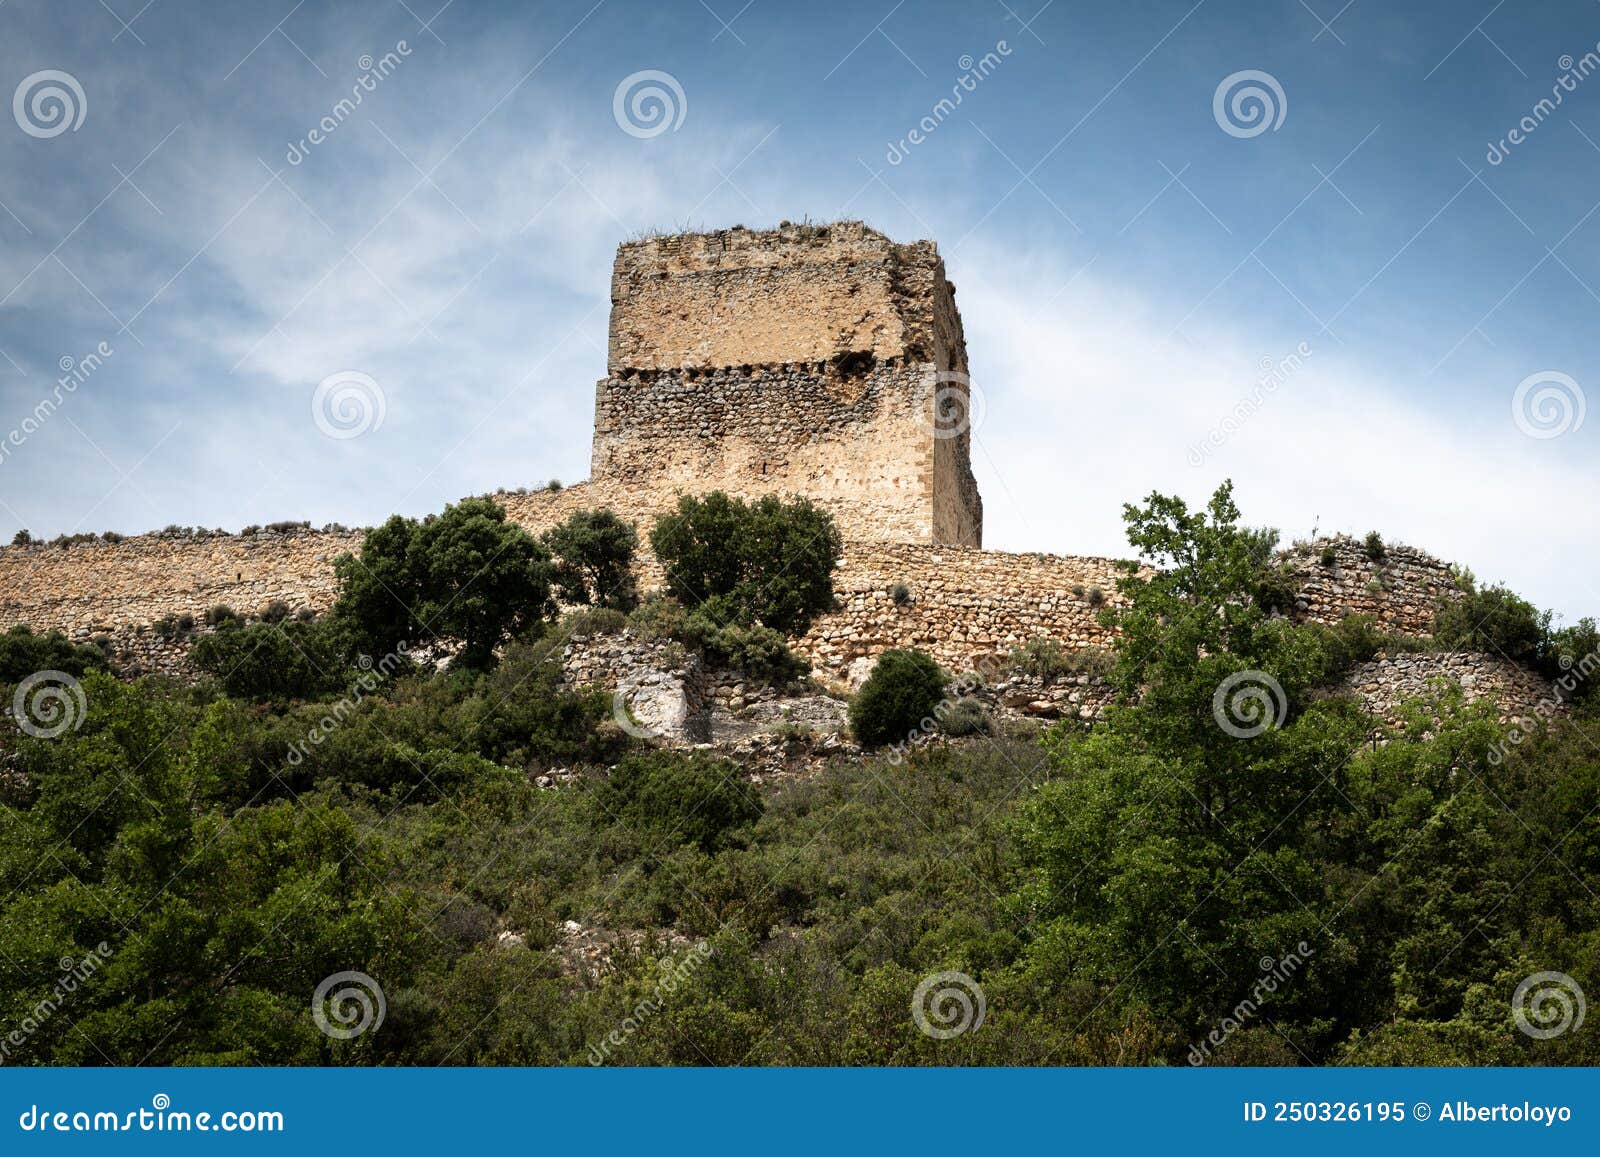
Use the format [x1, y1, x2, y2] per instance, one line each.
[1432, 583, 1547, 665]
[1364, 530, 1386, 561]
[890, 583, 912, 606]
[649, 492, 841, 634]
[701, 622, 808, 687]
[334, 498, 554, 669]
[1319, 546, 1337, 567]
[849, 649, 949, 748]
[0, 625, 110, 682]
[937, 697, 989, 737]
[259, 600, 291, 624]
[626, 595, 695, 642]
[205, 605, 238, 627]
[541, 509, 639, 611]
[1085, 585, 1106, 608]
[590, 750, 761, 852]
[545, 479, 563, 493]
[1007, 639, 1113, 682]
[191, 618, 352, 702]
[564, 606, 629, 637]
[10, 530, 31, 546]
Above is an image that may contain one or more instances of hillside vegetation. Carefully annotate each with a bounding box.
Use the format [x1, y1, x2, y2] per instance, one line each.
[0, 483, 1595, 1065]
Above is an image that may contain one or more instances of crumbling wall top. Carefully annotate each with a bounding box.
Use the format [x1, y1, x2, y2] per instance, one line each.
[607, 220, 950, 374]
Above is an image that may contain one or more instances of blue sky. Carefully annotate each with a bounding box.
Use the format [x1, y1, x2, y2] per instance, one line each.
[0, 0, 1596, 619]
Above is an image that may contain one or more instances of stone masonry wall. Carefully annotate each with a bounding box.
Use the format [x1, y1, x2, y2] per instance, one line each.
[0, 499, 1473, 692]
[606, 221, 951, 373]
[595, 222, 982, 546]
[0, 527, 360, 638]
[594, 361, 943, 545]
[1282, 534, 1464, 634]
[1338, 651, 1562, 730]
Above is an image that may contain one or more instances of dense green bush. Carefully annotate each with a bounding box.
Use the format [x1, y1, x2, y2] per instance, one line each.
[1432, 582, 1549, 666]
[849, 649, 949, 747]
[334, 497, 553, 668]
[541, 509, 639, 612]
[190, 618, 353, 702]
[0, 625, 110, 682]
[623, 596, 807, 687]
[700, 622, 809, 687]
[649, 492, 841, 634]
[590, 750, 762, 853]
[1006, 638, 1113, 682]
[936, 696, 989, 737]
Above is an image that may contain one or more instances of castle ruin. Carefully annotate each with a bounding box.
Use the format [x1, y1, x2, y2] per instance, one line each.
[592, 222, 982, 546]
[0, 222, 1508, 703]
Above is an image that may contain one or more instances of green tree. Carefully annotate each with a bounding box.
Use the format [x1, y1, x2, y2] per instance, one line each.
[1433, 582, 1550, 666]
[190, 617, 351, 702]
[541, 508, 639, 611]
[0, 625, 110, 683]
[649, 492, 841, 634]
[849, 648, 948, 748]
[590, 750, 762, 853]
[333, 498, 553, 669]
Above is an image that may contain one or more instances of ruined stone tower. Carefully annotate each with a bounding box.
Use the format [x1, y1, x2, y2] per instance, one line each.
[590, 221, 983, 546]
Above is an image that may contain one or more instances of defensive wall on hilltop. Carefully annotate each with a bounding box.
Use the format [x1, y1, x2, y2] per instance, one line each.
[0, 222, 1511, 700]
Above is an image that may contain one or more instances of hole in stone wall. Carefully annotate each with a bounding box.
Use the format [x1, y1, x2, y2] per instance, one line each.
[832, 350, 876, 378]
